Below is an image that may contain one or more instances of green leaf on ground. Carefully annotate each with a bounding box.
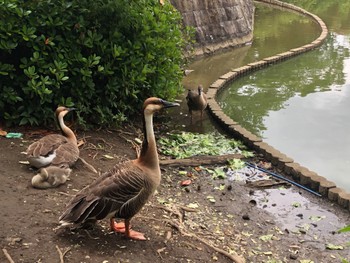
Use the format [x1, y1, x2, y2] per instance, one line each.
[326, 244, 344, 250]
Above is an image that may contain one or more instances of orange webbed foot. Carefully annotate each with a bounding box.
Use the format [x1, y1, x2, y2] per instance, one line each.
[110, 218, 146, 240]
[126, 229, 146, 241]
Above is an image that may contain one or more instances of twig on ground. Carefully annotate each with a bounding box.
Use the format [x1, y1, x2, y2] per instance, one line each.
[78, 157, 98, 174]
[2, 248, 15, 263]
[58, 191, 74, 197]
[55, 245, 71, 263]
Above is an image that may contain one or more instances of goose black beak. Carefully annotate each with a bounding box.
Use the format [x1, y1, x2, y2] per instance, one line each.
[161, 100, 180, 108]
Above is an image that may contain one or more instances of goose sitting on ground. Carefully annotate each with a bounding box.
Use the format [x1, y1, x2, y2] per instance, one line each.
[58, 97, 179, 240]
[186, 84, 208, 123]
[32, 166, 72, 189]
[26, 106, 79, 169]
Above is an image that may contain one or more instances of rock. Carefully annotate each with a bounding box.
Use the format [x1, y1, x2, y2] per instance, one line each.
[242, 214, 250, 220]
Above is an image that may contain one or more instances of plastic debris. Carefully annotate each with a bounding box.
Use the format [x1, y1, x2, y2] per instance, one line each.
[5, 132, 23, 139]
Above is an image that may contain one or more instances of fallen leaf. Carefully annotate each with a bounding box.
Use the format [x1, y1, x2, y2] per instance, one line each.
[259, 234, 273, 242]
[103, 154, 114, 159]
[262, 251, 273, 255]
[326, 243, 344, 250]
[178, 171, 187, 175]
[180, 179, 192, 186]
[206, 195, 216, 203]
[309, 215, 325, 222]
[187, 203, 199, 209]
[19, 161, 30, 165]
[134, 138, 142, 144]
[292, 202, 301, 208]
[77, 139, 85, 147]
[0, 129, 7, 136]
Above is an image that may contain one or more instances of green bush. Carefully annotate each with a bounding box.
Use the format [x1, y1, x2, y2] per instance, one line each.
[0, 0, 193, 127]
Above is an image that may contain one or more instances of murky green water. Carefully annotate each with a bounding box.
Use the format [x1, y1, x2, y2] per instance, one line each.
[184, 1, 350, 191]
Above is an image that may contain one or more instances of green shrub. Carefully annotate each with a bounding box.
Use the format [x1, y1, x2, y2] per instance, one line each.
[0, 0, 193, 127]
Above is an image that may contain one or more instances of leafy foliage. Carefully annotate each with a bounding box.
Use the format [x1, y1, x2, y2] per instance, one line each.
[158, 132, 254, 159]
[0, 0, 193, 127]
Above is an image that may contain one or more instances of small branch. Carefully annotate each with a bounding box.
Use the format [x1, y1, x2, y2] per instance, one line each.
[55, 245, 71, 263]
[78, 157, 98, 174]
[2, 249, 15, 263]
[160, 153, 243, 167]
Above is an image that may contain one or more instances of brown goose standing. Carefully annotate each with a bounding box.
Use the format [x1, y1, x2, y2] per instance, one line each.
[59, 97, 179, 240]
[26, 106, 79, 169]
[186, 84, 208, 123]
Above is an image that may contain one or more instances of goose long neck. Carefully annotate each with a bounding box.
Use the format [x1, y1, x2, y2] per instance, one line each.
[57, 113, 77, 144]
[139, 111, 159, 169]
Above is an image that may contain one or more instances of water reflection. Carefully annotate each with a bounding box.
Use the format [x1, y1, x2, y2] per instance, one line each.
[181, 1, 350, 190]
[218, 33, 349, 135]
[215, 1, 350, 190]
[179, 3, 319, 134]
[182, 3, 319, 91]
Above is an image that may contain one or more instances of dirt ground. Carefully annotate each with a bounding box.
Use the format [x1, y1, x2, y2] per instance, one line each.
[0, 117, 349, 263]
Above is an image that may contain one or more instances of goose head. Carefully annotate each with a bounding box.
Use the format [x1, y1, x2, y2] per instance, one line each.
[143, 97, 180, 115]
[55, 106, 76, 118]
[197, 85, 204, 95]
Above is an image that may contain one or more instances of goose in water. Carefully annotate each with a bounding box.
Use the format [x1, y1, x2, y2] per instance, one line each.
[186, 84, 208, 123]
[59, 98, 179, 240]
[32, 166, 72, 189]
[26, 106, 79, 169]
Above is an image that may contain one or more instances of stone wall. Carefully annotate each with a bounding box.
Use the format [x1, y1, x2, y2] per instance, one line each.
[170, 0, 255, 57]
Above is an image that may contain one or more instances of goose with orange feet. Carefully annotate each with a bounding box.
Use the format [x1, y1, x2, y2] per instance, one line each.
[58, 98, 179, 240]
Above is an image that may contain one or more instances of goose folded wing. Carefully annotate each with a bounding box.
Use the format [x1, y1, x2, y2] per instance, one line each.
[51, 142, 79, 167]
[60, 163, 147, 224]
[27, 134, 68, 157]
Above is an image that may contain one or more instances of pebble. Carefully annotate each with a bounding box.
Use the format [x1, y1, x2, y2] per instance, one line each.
[242, 214, 250, 220]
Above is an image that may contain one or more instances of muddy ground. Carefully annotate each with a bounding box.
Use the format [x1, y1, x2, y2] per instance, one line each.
[0, 117, 349, 263]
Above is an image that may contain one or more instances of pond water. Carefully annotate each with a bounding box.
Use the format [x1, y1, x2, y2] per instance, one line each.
[182, 1, 350, 191]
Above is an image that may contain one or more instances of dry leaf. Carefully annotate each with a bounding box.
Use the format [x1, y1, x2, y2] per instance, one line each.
[103, 154, 114, 159]
[0, 129, 7, 136]
[77, 139, 85, 147]
[180, 179, 192, 186]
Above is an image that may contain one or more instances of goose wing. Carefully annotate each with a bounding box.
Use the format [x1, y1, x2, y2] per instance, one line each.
[27, 134, 79, 167]
[50, 142, 79, 167]
[27, 134, 68, 158]
[186, 90, 198, 110]
[59, 161, 152, 225]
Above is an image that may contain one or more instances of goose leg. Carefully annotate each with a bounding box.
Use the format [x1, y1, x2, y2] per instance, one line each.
[110, 218, 146, 241]
[110, 218, 126, 232]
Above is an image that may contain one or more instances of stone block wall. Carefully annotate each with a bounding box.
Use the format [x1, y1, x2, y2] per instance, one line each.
[170, 0, 255, 57]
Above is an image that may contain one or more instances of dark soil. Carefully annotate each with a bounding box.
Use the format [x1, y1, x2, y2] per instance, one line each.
[0, 119, 349, 263]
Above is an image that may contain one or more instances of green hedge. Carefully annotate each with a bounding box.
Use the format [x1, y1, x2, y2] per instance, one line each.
[0, 0, 193, 127]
